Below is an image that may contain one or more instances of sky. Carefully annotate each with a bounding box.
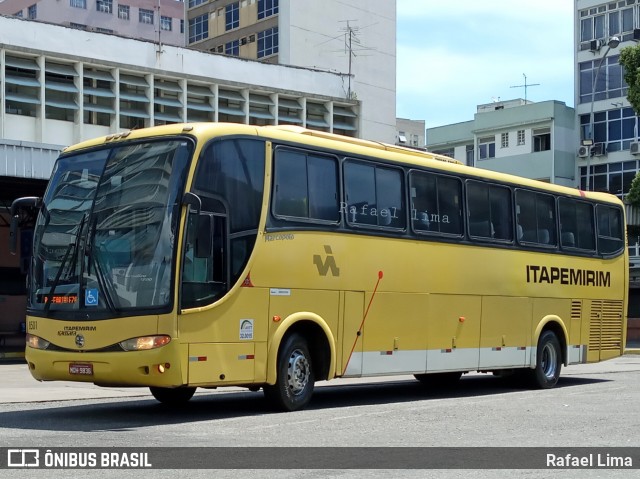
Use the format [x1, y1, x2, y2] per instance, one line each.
[396, 0, 575, 129]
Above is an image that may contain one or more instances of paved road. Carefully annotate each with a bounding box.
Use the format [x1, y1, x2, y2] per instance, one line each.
[1, 355, 639, 478]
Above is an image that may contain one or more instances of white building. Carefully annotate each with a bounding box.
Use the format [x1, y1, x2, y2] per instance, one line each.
[575, 0, 640, 197]
[0, 0, 186, 46]
[426, 99, 577, 187]
[396, 118, 425, 149]
[185, 0, 397, 144]
[0, 13, 393, 196]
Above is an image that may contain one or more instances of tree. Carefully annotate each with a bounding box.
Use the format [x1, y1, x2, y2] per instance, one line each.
[627, 171, 640, 207]
[620, 44, 640, 115]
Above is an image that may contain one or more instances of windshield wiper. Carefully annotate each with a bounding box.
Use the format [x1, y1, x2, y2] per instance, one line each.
[89, 244, 120, 314]
[44, 213, 87, 314]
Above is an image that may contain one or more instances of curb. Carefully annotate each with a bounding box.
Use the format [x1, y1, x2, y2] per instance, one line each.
[624, 348, 640, 355]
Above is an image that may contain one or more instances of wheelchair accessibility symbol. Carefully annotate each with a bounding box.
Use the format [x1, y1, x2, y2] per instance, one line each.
[85, 288, 99, 307]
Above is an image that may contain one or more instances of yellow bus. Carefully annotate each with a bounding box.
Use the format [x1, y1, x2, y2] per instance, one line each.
[9, 123, 628, 411]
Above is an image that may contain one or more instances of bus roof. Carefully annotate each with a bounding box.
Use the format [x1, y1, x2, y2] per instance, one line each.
[62, 122, 622, 207]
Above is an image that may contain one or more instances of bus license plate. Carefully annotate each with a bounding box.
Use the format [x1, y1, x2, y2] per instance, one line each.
[69, 363, 93, 375]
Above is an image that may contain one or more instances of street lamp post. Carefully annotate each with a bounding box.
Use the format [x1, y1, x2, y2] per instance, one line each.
[585, 36, 620, 191]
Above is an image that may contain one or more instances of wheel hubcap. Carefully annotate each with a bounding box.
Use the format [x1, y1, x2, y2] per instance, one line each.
[286, 349, 310, 396]
[541, 343, 558, 380]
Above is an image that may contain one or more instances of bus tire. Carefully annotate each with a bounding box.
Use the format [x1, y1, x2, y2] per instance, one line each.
[264, 333, 315, 412]
[414, 371, 462, 388]
[529, 330, 562, 389]
[149, 386, 196, 405]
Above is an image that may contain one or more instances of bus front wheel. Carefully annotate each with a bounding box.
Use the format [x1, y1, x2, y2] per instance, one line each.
[150, 386, 196, 405]
[264, 333, 315, 412]
[529, 330, 562, 389]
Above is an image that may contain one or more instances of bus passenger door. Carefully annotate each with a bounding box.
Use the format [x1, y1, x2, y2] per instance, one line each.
[340, 291, 364, 377]
[479, 297, 531, 369]
[426, 294, 481, 373]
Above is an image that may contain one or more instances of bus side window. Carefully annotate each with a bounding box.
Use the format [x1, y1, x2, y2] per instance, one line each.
[516, 189, 556, 247]
[559, 197, 595, 251]
[344, 160, 405, 229]
[410, 171, 462, 236]
[597, 205, 624, 255]
[467, 180, 512, 241]
[273, 149, 339, 223]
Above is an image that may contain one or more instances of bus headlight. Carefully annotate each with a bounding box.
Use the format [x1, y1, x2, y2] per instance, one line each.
[119, 335, 171, 351]
[26, 334, 50, 350]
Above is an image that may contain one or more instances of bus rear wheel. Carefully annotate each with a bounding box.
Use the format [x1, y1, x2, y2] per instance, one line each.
[529, 330, 562, 389]
[264, 333, 315, 412]
[150, 386, 196, 405]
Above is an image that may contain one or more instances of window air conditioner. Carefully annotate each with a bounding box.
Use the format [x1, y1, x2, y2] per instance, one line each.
[591, 143, 605, 156]
[631, 142, 640, 155]
[634, 29, 640, 42]
[578, 146, 589, 158]
[590, 39, 602, 52]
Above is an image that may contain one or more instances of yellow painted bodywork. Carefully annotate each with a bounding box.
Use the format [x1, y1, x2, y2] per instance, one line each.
[25, 123, 629, 389]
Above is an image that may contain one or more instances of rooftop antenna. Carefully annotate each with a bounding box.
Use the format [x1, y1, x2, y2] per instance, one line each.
[155, 0, 163, 55]
[341, 20, 359, 100]
[509, 73, 540, 102]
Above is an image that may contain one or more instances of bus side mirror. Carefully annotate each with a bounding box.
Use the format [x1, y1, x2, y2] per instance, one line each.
[9, 215, 19, 255]
[9, 196, 42, 255]
[195, 213, 214, 258]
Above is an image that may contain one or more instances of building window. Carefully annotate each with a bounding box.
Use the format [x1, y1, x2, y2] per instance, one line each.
[96, 0, 112, 14]
[501, 132, 509, 148]
[70, 0, 86, 9]
[225, 40, 240, 56]
[532, 128, 551, 152]
[188, 0, 206, 7]
[95, 27, 113, 34]
[28, 4, 37, 19]
[579, 56, 626, 104]
[118, 5, 130, 20]
[517, 129, 525, 145]
[139, 8, 154, 25]
[70, 22, 88, 30]
[579, 5, 633, 44]
[226, 2, 239, 30]
[580, 160, 638, 196]
[180, 19, 184, 34]
[258, 0, 278, 20]
[189, 14, 208, 43]
[465, 144, 474, 166]
[14, 11, 23, 17]
[478, 137, 495, 160]
[258, 27, 278, 58]
[161, 16, 172, 31]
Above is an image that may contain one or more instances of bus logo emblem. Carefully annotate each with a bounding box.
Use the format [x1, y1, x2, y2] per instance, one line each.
[313, 245, 340, 277]
[75, 335, 85, 348]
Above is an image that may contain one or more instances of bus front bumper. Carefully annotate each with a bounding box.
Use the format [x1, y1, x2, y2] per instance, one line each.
[25, 342, 185, 388]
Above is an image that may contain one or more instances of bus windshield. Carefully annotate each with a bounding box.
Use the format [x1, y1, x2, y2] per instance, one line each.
[30, 138, 192, 316]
